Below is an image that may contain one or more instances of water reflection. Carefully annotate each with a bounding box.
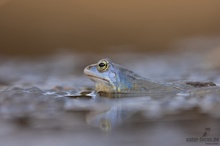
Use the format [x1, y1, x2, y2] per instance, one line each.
[63, 88, 220, 131]
[64, 91, 148, 130]
[86, 98, 138, 131]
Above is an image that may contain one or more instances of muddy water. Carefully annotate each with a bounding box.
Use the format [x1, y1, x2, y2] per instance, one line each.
[0, 52, 220, 146]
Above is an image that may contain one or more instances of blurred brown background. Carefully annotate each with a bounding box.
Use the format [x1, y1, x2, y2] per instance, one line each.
[0, 0, 220, 56]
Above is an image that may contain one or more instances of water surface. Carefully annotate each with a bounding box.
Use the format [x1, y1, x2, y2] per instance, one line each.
[0, 52, 220, 146]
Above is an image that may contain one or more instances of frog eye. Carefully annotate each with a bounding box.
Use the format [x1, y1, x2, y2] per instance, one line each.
[97, 60, 109, 72]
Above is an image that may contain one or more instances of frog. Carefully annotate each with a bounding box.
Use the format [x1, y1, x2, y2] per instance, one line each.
[84, 58, 216, 94]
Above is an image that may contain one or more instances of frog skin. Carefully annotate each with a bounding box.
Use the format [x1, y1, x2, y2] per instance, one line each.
[84, 58, 197, 94]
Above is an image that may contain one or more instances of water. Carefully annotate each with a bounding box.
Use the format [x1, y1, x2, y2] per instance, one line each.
[0, 52, 220, 146]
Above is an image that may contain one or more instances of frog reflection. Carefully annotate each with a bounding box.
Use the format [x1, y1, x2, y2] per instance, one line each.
[86, 104, 137, 131]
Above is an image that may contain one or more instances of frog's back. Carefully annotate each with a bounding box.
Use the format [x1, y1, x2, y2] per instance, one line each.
[119, 78, 181, 93]
[116, 65, 183, 93]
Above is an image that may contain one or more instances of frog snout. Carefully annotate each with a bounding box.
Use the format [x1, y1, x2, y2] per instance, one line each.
[84, 65, 92, 74]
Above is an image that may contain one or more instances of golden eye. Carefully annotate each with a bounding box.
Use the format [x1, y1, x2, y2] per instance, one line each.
[97, 60, 109, 72]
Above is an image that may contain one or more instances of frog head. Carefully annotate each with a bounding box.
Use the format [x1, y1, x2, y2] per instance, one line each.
[84, 58, 136, 92]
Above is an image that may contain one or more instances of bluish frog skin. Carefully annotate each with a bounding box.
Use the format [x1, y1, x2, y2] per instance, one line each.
[84, 58, 184, 93]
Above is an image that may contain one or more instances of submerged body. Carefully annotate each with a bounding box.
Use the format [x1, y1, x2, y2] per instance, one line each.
[83, 58, 210, 94]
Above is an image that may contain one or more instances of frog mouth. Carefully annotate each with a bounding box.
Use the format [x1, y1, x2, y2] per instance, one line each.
[86, 74, 109, 83]
[84, 67, 110, 83]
